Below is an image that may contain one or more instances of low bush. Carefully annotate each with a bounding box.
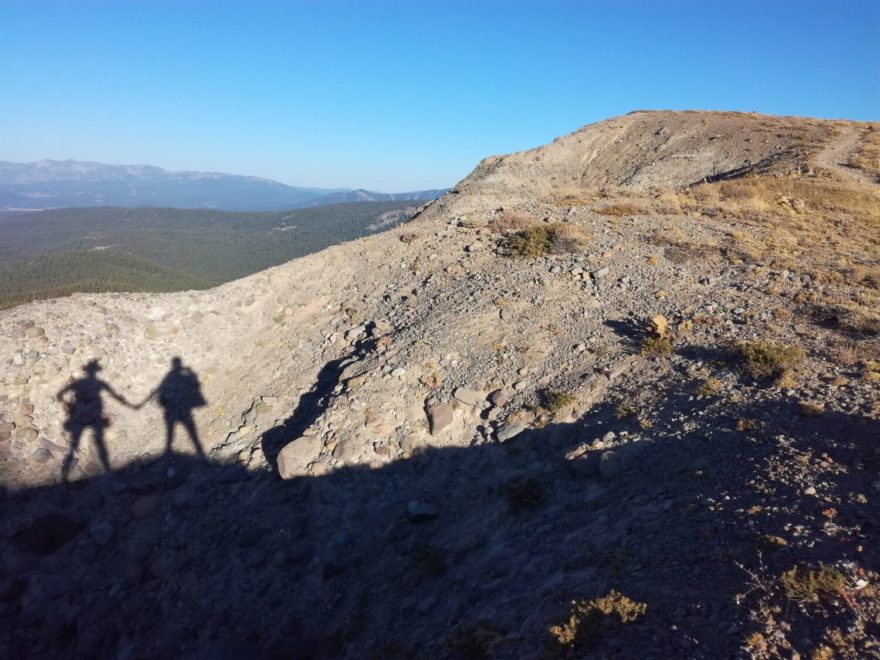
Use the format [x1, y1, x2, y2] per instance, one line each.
[504, 223, 590, 257]
[546, 591, 647, 655]
[781, 563, 846, 603]
[542, 389, 576, 417]
[506, 225, 555, 257]
[697, 377, 724, 397]
[740, 341, 805, 381]
[641, 336, 673, 357]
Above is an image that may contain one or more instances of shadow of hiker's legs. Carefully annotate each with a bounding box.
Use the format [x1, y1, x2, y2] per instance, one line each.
[92, 424, 110, 471]
[61, 427, 83, 480]
[182, 413, 205, 458]
[164, 413, 175, 453]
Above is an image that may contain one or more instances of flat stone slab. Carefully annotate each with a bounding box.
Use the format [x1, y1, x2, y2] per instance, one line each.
[426, 403, 453, 435]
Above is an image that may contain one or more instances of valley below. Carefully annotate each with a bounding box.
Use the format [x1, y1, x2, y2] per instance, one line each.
[0, 201, 418, 309]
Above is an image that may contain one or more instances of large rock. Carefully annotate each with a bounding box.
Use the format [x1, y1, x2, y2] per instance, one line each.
[489, 388, 512, 407]
[496, 424, 525, 443]
[277, 435, 323, 479]
[426, 403, 453, 435]
[452, 387, 484, 407]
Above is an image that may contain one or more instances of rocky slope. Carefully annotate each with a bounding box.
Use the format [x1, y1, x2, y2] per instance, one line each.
[1, 111, 879, 658]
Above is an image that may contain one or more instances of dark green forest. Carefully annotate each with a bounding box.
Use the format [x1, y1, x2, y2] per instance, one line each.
[0, 202, 416, 309]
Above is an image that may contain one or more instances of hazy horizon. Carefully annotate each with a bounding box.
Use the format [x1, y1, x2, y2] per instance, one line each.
[3, 0, 878, 190]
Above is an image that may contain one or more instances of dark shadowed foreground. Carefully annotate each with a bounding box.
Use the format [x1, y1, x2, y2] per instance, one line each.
[2, 391, 878, 659]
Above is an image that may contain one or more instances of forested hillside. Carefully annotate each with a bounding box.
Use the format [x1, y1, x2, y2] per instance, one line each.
[0, 201, 418, 308]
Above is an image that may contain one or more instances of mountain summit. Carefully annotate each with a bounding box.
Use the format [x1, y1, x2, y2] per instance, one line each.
[2, 111, 878, 658]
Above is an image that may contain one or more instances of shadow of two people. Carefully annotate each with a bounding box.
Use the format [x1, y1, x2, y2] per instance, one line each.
[57, 357, 206, 479]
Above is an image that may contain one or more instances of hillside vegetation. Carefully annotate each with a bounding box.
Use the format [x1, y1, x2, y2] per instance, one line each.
[0, 201, 417, 308]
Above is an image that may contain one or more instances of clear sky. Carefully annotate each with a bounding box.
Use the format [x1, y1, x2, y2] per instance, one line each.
[2, 1, 878, 191]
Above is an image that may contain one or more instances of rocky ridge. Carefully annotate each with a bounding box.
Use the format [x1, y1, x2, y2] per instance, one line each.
[1, 111, 878, 658]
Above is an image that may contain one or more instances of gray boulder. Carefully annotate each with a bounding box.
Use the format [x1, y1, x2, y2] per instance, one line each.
[277, 435, 323, 479]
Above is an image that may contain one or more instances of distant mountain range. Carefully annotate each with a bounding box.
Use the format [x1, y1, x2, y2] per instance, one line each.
[0, 160, 447, 212]
[295, 188, 448, 208]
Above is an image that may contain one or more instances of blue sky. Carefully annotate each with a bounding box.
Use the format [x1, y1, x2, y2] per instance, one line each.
[2, 1, 878, 190]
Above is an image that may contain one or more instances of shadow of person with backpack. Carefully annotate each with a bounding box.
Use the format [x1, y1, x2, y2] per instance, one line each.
[139, 357, 207, 458]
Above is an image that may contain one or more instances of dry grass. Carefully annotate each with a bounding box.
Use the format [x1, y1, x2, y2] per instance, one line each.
[744, 631, 768, 653]
[847, 126, 880, 178]
[799, 401, 825, 417]
[489, 210, 540, 234]
[697, 377, 724, 397]
[546, 591, 646, 655]
[597, 203, 645, 217]
[419, 368, 442, 390]
[552, 223, 592, 252]
[776, 370, 798, 389]
[757, 534, 788, 552]
[780, 563, 846, 604]
[650, 226, 721, 264]
[848, 263, 880, 289]
[811, 646, 835, 660]
[615, 403, 636, 419]
[678, 174, 880, 279]
[823, 304, 880, 336]
[736, 418, 758, 433]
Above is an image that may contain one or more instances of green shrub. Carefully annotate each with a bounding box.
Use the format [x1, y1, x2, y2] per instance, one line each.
[641, 336, 673, 357]
[506, 225, 556, 257]
[542, 389, 576, 417]
[740, 341, 805, 380]
[504, 223, 590, 258]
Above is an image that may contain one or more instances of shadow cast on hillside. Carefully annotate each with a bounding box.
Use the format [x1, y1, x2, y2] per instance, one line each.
[2, 386, 878, 659]
[261, 339, 375, 472]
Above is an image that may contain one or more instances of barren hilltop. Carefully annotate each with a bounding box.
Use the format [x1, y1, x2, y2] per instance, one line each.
[2, 111, 879, 658]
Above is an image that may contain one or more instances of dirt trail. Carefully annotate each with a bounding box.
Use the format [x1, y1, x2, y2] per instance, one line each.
[813, 125, 877, 187]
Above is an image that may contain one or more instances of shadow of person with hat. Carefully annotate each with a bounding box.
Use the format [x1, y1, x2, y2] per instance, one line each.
[57, 359, 130, 480]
